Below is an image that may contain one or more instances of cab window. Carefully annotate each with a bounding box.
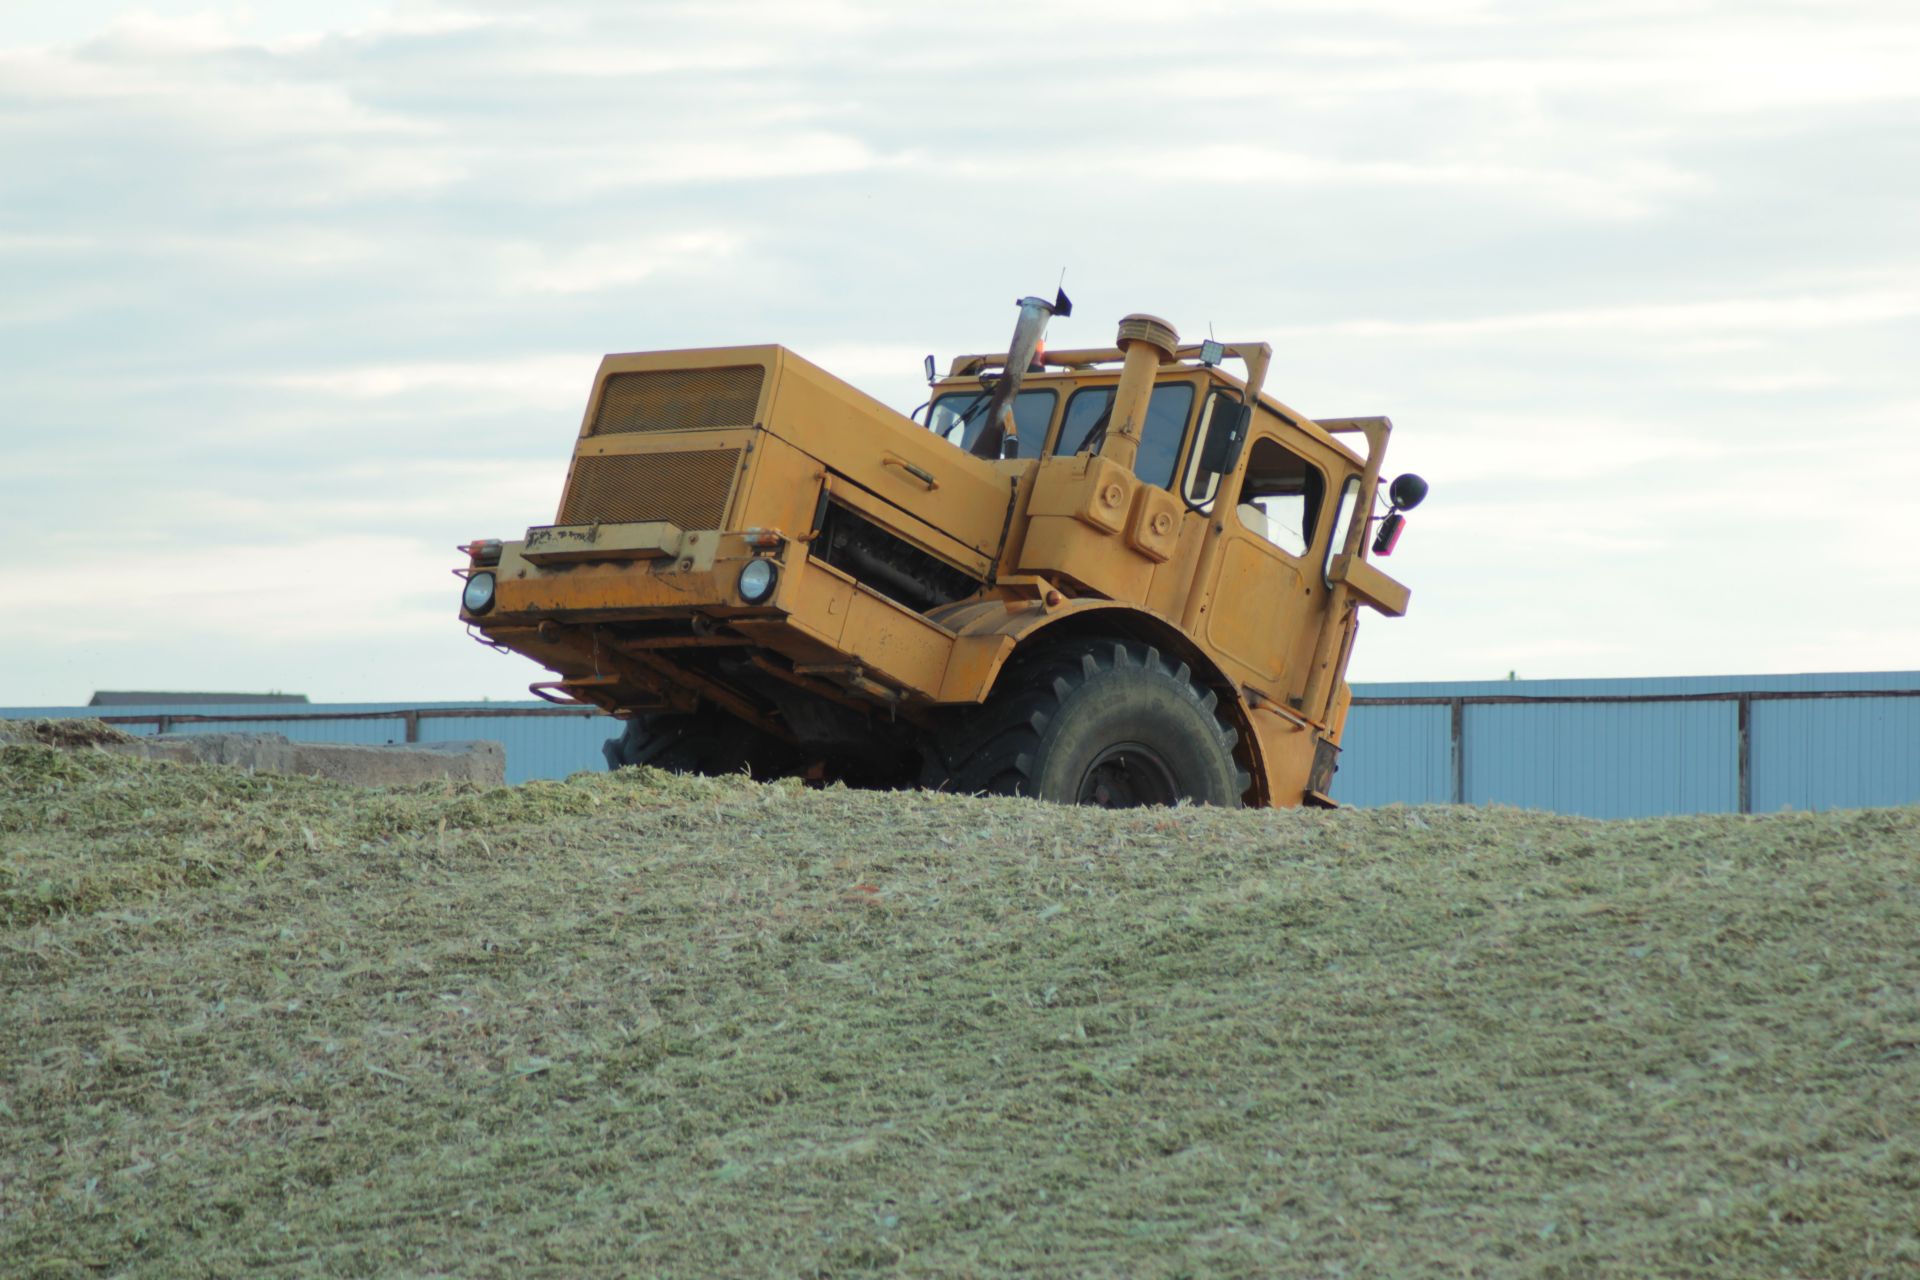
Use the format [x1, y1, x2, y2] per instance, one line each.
[1323, 475, 1363, 587]
[1183, 388, 1244, 510]
[1235, 438, 1326, 559]
[1052, 383, 1197, 490]
[928, 388, 1057, 454]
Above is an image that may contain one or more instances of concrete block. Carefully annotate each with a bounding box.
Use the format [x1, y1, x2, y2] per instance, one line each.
[290, 739, 505, 786]
[102, 733, 505, 787]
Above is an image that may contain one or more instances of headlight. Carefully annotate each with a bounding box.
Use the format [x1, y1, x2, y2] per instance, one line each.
[737, 558, 778, 604]
[462, 571, 496, 614]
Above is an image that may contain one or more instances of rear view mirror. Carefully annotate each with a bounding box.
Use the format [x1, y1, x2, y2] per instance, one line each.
[1372, 473, 1426, 556]
[923, 354, 936, 384]
[1372, 510, 1405, 555]
[1198, 403, 1250, 477]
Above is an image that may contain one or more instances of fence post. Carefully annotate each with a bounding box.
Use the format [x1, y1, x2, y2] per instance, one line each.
[1450, 698, 1465, 804]
[1737, 693, 1752, 814]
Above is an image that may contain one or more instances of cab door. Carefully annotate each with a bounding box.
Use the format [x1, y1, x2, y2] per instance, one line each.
[1195, 427, 1331, 700]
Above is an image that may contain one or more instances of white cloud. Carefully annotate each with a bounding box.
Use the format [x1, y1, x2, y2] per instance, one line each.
[260, 354, 595, 409]
[1267, 288, 1920, 341]
[500, 42, 782, 78]
[939, 143, 1700, 219]
[572, 133, 886, 189]
[1410, 413, 1732, 483]
[0, 45, 431, 141]
[1697, 370, 1841, 394]
[2, 0, 1918, 702]
[496, 230, 742, 293]
[0, 535, 453, 644]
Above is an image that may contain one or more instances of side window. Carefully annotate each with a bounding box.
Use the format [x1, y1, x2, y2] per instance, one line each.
[1323, 475, 1363, 587]
[928, 388, 1057, 453]
[1051, 383, 1198, 491]
[1234, 438, 1326, 559]
[1182, 388, 1244, 510]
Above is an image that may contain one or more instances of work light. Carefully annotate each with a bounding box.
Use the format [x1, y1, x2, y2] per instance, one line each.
[738, 558, 778, 604]
[462, 571, 496, 615]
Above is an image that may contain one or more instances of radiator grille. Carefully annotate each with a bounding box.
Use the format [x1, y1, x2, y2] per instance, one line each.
[558, 450, 742, 529]
[590, 366, 764, 435]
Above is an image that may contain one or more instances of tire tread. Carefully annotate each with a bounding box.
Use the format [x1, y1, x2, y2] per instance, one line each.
[924, 639, 1248, 805]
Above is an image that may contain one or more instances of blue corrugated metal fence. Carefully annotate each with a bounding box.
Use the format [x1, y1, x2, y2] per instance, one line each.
[7, 672, 1918, 814]
[1335, 673, 1920, 816]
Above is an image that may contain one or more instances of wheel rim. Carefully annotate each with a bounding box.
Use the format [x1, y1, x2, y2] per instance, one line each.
[1075, 742, 1181, 808]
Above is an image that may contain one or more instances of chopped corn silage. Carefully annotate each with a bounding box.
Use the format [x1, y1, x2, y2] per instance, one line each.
[2, 741, 1916, 1278]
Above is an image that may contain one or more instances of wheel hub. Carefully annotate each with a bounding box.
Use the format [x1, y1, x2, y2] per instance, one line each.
[1075, 742, 1180, 808]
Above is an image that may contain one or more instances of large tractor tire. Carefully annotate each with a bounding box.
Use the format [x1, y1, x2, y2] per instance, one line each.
[603, 711, 800, 779]
[923, 640, 1250, 808]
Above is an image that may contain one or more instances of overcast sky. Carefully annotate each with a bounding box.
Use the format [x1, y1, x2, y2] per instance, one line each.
[3, 1, 1916, 705]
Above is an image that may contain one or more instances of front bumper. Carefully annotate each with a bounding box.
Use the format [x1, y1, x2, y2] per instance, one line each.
[458, 522, 959, 714]
[464, 524, 781, 623]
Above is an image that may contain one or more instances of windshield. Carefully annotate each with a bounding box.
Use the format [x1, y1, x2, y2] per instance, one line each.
[1053, 382, 1197, 490]
[928, 388, 1058, 454]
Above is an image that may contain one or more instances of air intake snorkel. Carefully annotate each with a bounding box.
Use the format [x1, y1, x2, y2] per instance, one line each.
[969, 288, 1071, 460]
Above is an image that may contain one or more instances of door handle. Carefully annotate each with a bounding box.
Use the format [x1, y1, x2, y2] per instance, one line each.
[881, 455, 939, 490]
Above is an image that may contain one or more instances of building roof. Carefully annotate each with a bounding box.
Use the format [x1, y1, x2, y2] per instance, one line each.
[86, 691, 310, 707]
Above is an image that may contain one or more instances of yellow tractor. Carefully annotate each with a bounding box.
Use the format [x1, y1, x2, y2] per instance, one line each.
[456, 292, 1425, 807]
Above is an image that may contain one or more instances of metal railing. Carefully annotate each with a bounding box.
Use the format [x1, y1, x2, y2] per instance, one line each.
[88, 705, 604, 743]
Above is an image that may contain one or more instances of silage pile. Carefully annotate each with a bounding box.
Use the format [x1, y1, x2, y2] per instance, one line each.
[0, 717, 137, 750]
[2, 742, 1916, 1278]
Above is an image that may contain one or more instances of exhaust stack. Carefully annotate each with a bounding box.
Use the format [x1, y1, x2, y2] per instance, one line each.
[969, 288, 1071, 459]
